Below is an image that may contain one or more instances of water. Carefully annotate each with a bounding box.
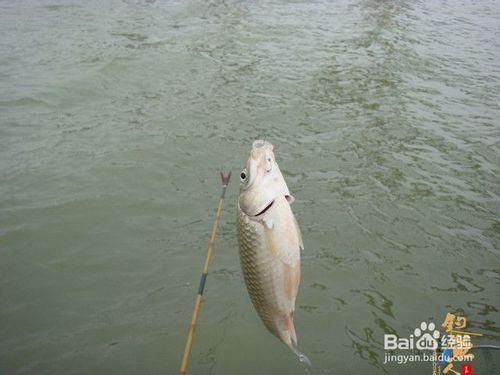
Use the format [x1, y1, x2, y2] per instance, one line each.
[1, 0, 499, 374]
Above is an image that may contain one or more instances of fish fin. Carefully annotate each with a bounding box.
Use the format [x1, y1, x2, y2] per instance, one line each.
[289, 331, 312, 367]
[281, 316, 312, 367]
[291, 345, 312, 367]
[289, 315, 298, 345]
[263, 217, 274, 229]
[263, 197, 300, 266]
[293, 216, 304, 251]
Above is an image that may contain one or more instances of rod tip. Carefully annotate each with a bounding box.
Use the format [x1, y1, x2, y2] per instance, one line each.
[220, 171, 231, 186]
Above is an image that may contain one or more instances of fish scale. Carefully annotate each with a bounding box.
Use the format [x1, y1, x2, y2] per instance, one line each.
[237, 208, 278, 332]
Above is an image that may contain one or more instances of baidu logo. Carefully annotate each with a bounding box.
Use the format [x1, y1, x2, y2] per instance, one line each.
[414, 322, 440, 350]
[384, 321, 441, 351]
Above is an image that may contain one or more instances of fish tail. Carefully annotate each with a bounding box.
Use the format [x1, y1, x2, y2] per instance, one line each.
[290, 342, 312, 367]
[278, 315, 312, 366]
[288, 326, 312, 367]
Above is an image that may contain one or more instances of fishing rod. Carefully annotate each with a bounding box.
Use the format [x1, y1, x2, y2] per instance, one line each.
[179, 171, 231, 375]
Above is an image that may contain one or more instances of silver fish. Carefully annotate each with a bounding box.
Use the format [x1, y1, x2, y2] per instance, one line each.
[237, 140, 311, 365]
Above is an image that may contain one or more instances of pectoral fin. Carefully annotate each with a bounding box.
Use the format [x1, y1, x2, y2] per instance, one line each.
[293, 216, 304, 251]
[263, 217, 274, 229]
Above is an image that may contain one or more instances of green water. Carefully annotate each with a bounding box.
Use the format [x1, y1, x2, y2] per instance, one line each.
[1, 1, 499, 374]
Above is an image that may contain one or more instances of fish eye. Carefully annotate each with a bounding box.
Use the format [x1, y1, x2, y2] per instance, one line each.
[240, 169, 247, 182]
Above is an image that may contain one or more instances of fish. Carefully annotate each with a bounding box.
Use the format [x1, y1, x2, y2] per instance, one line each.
[237, 139, 311, 366]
